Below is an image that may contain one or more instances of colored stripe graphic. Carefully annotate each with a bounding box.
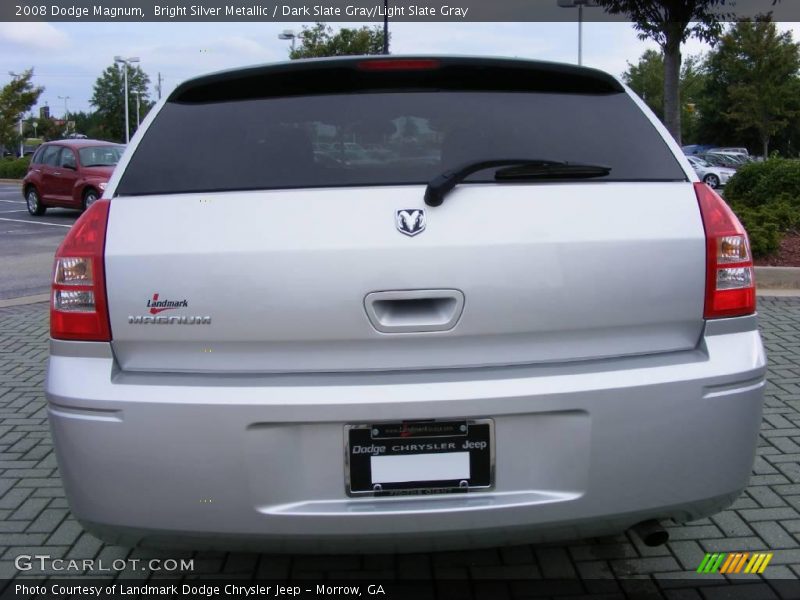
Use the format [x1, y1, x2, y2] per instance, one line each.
[719, 553, 736, 573]
[696, 553, 713, 573]
[698, 552, 774, 574]
[757, 553, 773, 574]
[732, 552, 750, 573]
[745, 554, 763, 574]
[712, 553, 726, 573]
[698, 553, 727, 573]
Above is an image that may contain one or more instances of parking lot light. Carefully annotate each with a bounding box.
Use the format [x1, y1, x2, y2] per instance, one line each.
[114, 56, 140, 143]
[278, 30, 296, 52]
[556, 0, 599, 66]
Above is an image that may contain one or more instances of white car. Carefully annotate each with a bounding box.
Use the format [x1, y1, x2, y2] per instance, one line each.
[45, 56, 765, 552]
[710, 147, 749, 156]
[687, 155, 737, 189]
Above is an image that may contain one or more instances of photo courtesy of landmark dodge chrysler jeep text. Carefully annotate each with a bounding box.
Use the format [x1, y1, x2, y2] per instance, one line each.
[45, 56, 766, 552]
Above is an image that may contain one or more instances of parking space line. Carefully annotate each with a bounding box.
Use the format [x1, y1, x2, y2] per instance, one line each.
[0, 210, 29, 214]
[0, 217, 71, 228]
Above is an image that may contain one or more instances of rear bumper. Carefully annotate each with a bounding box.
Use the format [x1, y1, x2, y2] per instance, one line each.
[45, 321, 766, 552]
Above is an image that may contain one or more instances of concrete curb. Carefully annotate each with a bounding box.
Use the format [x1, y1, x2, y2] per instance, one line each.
[0, 179, 22, 184]
[0, 294, 49, 308]
[758, 289, 800, 297]
[755, 266, 800, 290]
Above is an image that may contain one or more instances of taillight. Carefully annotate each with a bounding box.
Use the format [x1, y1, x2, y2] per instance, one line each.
[357, 59, 440, 71]
[51, 200, 111, 341]
[695, 182, 756, 319]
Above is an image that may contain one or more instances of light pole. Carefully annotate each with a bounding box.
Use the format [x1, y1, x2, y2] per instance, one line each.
[556, 0, 599, 66]
[133, 91, 141, 128]
[114, 55, 140, 143]
[58, 95, 70, 120]
[278, 30, 296, 53]
[32, 119, 38, 139]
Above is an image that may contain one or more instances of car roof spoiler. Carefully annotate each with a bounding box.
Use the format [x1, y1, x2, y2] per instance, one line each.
[169, 56, 625, 104]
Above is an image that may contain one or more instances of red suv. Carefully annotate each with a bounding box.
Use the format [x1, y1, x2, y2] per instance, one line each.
[23, 140, 124, 215]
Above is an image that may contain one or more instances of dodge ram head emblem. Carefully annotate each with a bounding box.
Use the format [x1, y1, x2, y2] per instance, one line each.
[396, 209, 426, 237]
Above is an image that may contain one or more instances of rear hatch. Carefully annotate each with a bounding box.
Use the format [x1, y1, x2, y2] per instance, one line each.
[105, 57, 703, 373]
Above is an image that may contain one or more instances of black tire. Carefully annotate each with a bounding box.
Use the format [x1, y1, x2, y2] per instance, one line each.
[82, 188, 99, 211]
[704, 174, 720, 189]
[25, 187, 46, 216]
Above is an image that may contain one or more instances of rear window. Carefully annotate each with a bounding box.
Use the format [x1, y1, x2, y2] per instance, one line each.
[79, 145, 124, 167]
[117, 91, 686, 196]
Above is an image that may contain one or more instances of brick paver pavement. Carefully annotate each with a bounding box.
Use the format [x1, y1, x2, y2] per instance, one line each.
[1, 298, 800, 598]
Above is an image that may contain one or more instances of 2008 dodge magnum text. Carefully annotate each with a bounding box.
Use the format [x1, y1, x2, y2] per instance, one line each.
[45, 57, 766, 552]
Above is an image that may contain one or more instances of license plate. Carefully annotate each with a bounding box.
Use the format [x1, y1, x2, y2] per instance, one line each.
[345, 420, 494, 496]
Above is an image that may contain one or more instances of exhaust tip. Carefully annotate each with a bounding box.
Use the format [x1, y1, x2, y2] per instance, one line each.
[632, 519, 669, 547]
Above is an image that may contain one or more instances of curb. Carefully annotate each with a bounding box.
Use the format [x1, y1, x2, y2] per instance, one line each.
[758, 289, 800, 297]
[0, 179, 22, 184]
[0, 294, 49, 308]
[755, 266, 800, 290]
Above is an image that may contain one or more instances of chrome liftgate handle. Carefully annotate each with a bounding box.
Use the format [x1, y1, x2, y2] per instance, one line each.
[364, 289, 465, 333]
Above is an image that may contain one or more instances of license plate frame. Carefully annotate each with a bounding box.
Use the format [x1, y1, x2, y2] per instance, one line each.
[344, 419, 494, 497]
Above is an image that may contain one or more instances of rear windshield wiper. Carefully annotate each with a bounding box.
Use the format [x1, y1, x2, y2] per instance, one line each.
[424, 159, 612, 206]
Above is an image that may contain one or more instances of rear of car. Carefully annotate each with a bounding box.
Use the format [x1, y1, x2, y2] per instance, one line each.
[46, 57, 766, 552]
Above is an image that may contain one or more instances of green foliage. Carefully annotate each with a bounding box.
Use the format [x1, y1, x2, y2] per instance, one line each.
[730, 202, 787, 257]
[69, 111, 106, 140]
[90, 63, 152, 142]
[699, 18, 800, 158]
[725, 158, 800, 256]
[27, 116, 63, 141]
[598, 0, 735, 142]
[622, 50, 705, 142]
[0, 69, 44, 151]
[0, 156, 30, 179]
[623, 50, 664, 113]
[289, 22, 387, 59]
[598, 1, 731, 49]
[725, 159, 800, 207]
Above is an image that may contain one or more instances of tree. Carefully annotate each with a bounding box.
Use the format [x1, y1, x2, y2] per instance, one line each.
[0, 69, 44, 153]
[701, 18, 800, 158]
[623, 50, 664, 115]
[623, 49, 706, 143]
[289, 22, 387, 59]
[599, 0, 736, 144]
[90, 63, 152, 142]
[28, 115, 61, 141]
[70, 111, 106, 140]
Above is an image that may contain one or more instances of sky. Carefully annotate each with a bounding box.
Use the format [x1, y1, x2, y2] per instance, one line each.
[1, 20, 798, 119]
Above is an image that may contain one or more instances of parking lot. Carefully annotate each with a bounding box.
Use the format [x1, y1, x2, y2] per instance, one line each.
[0, 292, 799, 596]
[0, 182, 78, 301]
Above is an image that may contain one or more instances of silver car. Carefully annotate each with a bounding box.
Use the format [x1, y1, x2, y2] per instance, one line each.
[46, 56, 766, 553]
[686, 155, 737, 189]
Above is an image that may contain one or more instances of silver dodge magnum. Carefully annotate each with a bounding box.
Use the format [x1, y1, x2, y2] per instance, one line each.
[46, 56, 766, 552]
